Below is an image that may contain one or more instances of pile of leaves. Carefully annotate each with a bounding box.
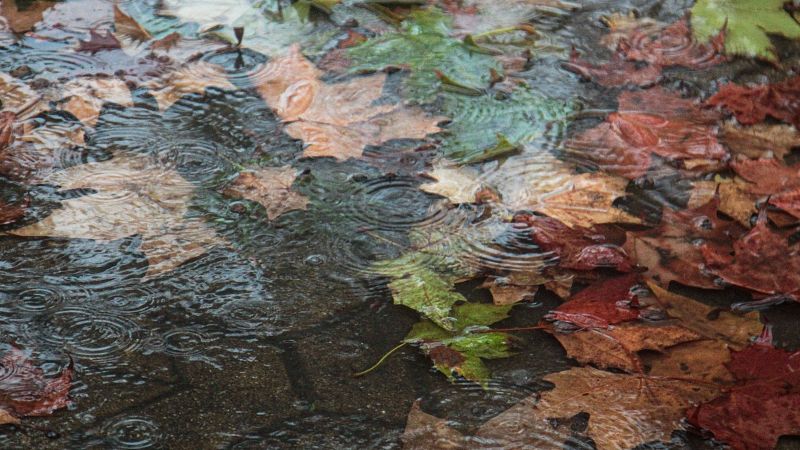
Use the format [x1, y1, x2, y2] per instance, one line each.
[2, 0, 800, 448]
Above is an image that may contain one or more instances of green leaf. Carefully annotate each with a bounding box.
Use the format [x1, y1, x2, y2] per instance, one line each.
[347, 8, 501, 103]
[387, 266, 466, 331]
[440, 87, 573, 164]
[691, 0, 800, 61]
[451, 303, 512, 330]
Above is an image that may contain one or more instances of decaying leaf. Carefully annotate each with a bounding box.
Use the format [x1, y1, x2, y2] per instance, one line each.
[720, 123, 800, 160]
[567, 87, 726, 179]
[0, 0, 58, 34]
[8, 153, 223, 279]
[731, 158, 800, 196]
[0, 196, 28, 226]
[481, 367, 718, 450]
[77, 29, 122, 53]
[545, 274, 643, 329]
[402, 401, 467, 450]
[702, 209, 800, 296]
[254, 45, 443, 160]
[707, 75, 800, 128]
[688, 179, 759, 226]
[55, 77, 133, 126]
[482, 278, 538, 306]
[691, 0, 800, 62]
[689, 334, 800, 450]
[144, 61, 236, 111]
[644, 339, 736, 384]
[420, 164, 483, 204]
[625, 196, 744, 289]
[0, 347, 72, 423]
[222, 166, 308, 221]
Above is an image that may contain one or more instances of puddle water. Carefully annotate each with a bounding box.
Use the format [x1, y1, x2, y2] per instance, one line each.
[2, 0, 800, 449]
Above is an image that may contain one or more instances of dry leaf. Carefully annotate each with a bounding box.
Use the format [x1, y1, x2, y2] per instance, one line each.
[253, 45, 444, 160]
[222, 166, 309, 221]
[8, 153, 223, 278]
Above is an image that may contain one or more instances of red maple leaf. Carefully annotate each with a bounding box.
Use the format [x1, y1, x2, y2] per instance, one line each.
[702, 209, 800, 296]
[0, 347, 72, 420]
[689, 327, 800, 450]
[731, 158, 800, 195]
[568, 87, 727, 179]
[513, 213, 633, 272]
[545, 274, 643, 329]
[706, 75, 800, 129]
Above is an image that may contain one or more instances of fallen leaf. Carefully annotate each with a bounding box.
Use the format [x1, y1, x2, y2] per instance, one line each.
[77, 29, 121, 53]
[0, 73, 43, 115]
[482, 278, 537, 306]
[644, 339, 736, 384]
[562, 50, 662, 88]
[144, 61, 236, 111]
[0, 0, 58, 33]
[405, 303, 513, 383]
[545, 274, 643, 329]
[648, 283, 761, 349]
[619, 19, 725, 68]
[482, 367, 718, 450]
[567, 87, 726, 179]
[720, 123, 800, 160]
[254, 45, 443, 160]
[691, 0, 800, 62]
[547, 322, 700, 372]
[771, 189, 800, 219]
[222, 166, 309, 221]
[112, 4, 152, 45]
[420, 164, 483, 204]
[702, 209, 800, 296]
[8, 153, 223, 279]
[689, 335, 800, 450]
[707, 75, 800, 128]
[402, 401, 466, 450]
[513, 213, 633, 272]
[688, 179, 758, 226]
[625, 196, 744, 289]
[0, 347, 72, 421]
[55, 77, 133, 126]
[731, 158, 800, 195]
[0, 195, 28, 226]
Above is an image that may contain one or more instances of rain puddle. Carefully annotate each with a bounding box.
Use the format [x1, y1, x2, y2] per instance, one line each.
[1, 0, 800, 448]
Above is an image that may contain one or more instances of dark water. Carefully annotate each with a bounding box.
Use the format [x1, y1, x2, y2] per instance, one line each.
[1, 0, 800, 449]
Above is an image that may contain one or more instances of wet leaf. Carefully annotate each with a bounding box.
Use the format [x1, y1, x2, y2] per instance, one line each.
[644, 339, 736, 384]
[347, 8, 501, 103]
[688, 179, 758, 226]
[222, 166, 309, 221]
[8, 153, 223, 279]
[702, 210, 800, 296]
[707, 75, 800, 128]
[254, 45, 444, 160]
[480, 367, 718, 450]
[482, 279, 537, 306]
[144, 61, 236, 112]
[76, 29, 121, 53]
[0, 347, 72, 422]
[0, 194, 28, 226]
[689, 336, 800, 450]
[545, 274, 643, 329]
[731, 158, 800, 195]
[547, 322, 700, 372]
[420, 163, 483, 204]
[624, 195, 744, 289]
[402, 401, 466, 450]
[720, 123, 800, 160]
[513, 213, 633, 272]
[53, 77, 133, 126]
[405, 303, 513, 383]
[691, 0, 800, 62]
[0, 0, 58, 34]
[567, 87, 726, 179]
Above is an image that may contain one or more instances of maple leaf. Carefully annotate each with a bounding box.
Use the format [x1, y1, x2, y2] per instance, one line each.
[689, 333, 800, 450]
[731, 158, 800, 196]
[707, 75, 800, 129]
[563, 49, 663, 88]
[253, 45, 444, 160]
[481, 276, 539, 306]
[702, 209, 800, 296]
[720, 123, 800, 160]
[624, 195, 745, 289]
[404, 303, 513, 383]
[546, 322, 700, 372]
[567, 87, 727, 179]
[644, 339, 737, 384]
[545, 274, 644, 329]
[513, 213, 633, 272]
[401, 401, 467, 450]
[0, 0, 58, 34]
[77, 29, 122, 53]
[52, 77, 133, 126]
[691, 0, 800, 62]
[478, 367, 718, 450]
[143, 61, 237, 112]
[0, 347, 72, 423]
[222, 166, 309, 221]
[347, 8, 501, 103]
[688, 179, 758, 226]
[7, 153, 223, 279]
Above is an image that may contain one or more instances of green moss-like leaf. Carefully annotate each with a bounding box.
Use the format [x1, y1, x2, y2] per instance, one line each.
[691, 0, 800, 61]
[440, 88, 573, 164]
[347, 8, 500, 103]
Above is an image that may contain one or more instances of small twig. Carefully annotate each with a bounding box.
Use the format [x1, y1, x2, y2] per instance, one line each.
[353, 342, 407, 377]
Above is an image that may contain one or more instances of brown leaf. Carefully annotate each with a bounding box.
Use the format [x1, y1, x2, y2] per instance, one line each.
[222, 166, 309, 221]
[547, 322, 700, 372]
[0, 0, 58, 33]
[731, 158, 800, 195]
[624, 197, 744, 289]
[402, 401, 466, 450]
[563, 50, 662, 88]
[720, 123, 800, 160]
[643, 339, 735, 384]
[483, 279, 538, 306]
[253, 45, 444, 160]
[482, 367, 718, 450]
[648, 283, 762, 349]
[144, 61, 236, 111]
[56, 77, 132, 126]
[0, 195, 28, 226]
[420, 164, 483, 205]
[688, 179, 758, 226]
[77, 29, 121, 53]
[113, 5, 151, 45]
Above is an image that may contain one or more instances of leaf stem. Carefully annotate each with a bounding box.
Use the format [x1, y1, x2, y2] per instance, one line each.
[352, 342, 407, 377]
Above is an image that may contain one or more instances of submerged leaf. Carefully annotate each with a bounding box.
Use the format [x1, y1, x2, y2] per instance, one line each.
[707, 75, 800, 128]
[222, 166, 309, 220]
